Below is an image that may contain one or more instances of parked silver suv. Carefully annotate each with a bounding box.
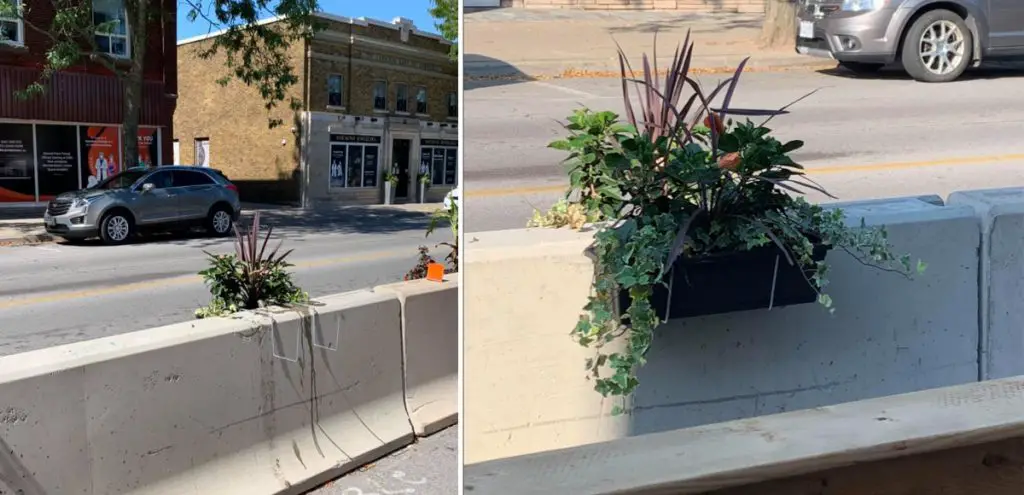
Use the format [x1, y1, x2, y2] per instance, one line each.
[796, 0, 1024, 82]
[44, 166, 242, 245]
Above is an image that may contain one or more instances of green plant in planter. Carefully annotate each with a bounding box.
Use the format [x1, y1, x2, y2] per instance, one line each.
[426, 190, 459, 271]
[196, 212, 308, 318]
[419, 172, 432, 186]
[554, 34, 926, 412]
[385, 166, 400, 186]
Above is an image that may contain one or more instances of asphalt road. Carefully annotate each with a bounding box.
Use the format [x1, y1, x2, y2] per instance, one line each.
[306, 426, 457, 495]
[0, 207, 449, 356]
[464, 65, 1024, 232]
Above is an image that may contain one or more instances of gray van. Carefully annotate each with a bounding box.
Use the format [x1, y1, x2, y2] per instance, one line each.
[796, 0, 1024, 82]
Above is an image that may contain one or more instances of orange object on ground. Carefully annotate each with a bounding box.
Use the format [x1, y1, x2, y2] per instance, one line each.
[426, 262, 445, 282]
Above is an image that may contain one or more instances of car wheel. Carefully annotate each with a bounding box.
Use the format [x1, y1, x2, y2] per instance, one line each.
[838, 61, 884, 74]
[206, 205, 234, 237]
[99, 211, 134, 245]
[900, 10, 972, 83]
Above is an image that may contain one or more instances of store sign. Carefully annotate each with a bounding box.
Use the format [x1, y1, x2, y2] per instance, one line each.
[330, 134, 381, 144]
[444, 148, 457, 185]
[357, 51, 445, 74]
[421, 139, 458, 148]
[0, 123, 36, 203]
[80, 126, 121, 189]
[36, 124, 81, 199]
[363, 146, 379, 187]
[136, 128, 160, 168]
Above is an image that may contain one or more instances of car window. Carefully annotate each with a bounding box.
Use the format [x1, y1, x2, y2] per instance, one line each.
[93, 170, 148, 190]
[173, 170, 215, 187]
[143, 170, 174, 189]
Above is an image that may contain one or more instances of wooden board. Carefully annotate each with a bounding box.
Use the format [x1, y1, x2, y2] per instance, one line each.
[464, 377, 1024, 495]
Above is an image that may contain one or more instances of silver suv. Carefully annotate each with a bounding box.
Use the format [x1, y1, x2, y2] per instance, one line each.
[796, 0, 1024, 82]
[44, 166, 242, 245]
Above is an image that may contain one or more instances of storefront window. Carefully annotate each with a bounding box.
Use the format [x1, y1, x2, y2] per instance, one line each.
[36, 125, 80, 200]
[329, 134, 381, 189]
[93, 0, 129, 58]
[0, 123, 37, 202]
[420, 139, 458, 187]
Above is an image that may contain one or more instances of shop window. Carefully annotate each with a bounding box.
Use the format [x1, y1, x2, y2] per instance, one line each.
[329, 135, 381, 189]
[373, 81, 387, 111]
[416, 87, 428, 114]
[93, 0, 129, 58]
[0, 3, 23, 45]
[447, 92, 457, 119]
[420, 144, 458, 186]
[395, 83, 409, 113]
[327, 74, 343, 107]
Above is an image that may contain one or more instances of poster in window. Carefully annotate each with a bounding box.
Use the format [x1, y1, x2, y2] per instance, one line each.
[36, 125, 81, 200]
[0, 124, 36, 202]
[79, 126, 121, 189]
[444, 148, 457, 185]
[136, 128, 160, 168]
[421, 147, 433, 184]
[432, 148, 445, 186]
[347, 145, 364, 188]
[362, 145, 379, 187]
[329, 144, 347, 189]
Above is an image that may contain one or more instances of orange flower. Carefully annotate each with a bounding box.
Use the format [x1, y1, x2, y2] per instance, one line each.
[703, 112, 726, 135]
[718, 152, 741, 170]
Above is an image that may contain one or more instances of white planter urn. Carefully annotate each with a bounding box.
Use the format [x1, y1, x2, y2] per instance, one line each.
[419, 183, 427, 204]
[384, 182, 393, 205]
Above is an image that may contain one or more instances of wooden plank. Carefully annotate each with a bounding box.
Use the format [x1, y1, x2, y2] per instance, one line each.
[463, 377, 1024, 495]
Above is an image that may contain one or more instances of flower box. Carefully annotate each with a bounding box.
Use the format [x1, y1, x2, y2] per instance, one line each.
[619, 241, 832, 320]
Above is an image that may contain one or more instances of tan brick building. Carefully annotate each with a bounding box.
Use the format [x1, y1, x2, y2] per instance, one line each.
[174, 14, 458, 206]
[466, 0, 762, 13]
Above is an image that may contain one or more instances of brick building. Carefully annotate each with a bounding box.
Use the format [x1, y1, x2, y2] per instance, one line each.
[465, 0, 762, 13]
[174, 14, 458, 206]
[0, 0, 176, 204]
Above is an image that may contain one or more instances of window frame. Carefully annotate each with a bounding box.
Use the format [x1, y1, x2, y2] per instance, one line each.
[0, 2, 24, 46]
[447, 92, 458, 119]
[329, 142, 380, 189]
[415, 87, 428, 115]
[395, 83, 410, 114]
[327, 74, 344, 108]
[372, 80, 388, 112]
[93, 0, 131, 59]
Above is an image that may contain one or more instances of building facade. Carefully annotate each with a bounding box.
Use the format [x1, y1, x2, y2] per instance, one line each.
[174, 14, 458, 207]
[465, 0, 762, 13]
[0, 0, 176, 204]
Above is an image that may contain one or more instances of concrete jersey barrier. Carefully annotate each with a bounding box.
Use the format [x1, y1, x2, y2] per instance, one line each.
[464, 375, 1024, 494]
[464, 196, 983, 463]
[0, 279, 459, 495]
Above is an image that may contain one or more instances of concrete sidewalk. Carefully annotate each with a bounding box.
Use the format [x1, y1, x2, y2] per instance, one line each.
[464, 10, 835, 78]
[0, 202, 444, 246]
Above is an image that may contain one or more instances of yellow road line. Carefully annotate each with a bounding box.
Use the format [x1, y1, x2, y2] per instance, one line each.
[0, 249, 407, 310]
[465, 152, 1024, 199]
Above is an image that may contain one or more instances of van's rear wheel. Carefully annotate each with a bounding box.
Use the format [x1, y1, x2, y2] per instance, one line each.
[900, 9, 972, 83]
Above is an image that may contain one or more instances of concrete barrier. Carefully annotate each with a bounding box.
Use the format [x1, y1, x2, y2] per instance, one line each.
[0, 279, 458, 494]
[377, 275, 459, 436]
[464, 196, 983, 463]
[948, 187, 1024, 381]
[464, 375, 1024, 494]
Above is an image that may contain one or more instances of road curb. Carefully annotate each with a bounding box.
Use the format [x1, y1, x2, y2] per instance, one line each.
[465, 58, 837, 81]
[0, 232, 55, 247]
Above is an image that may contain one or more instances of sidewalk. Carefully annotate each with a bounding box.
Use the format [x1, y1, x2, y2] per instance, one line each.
[464, 10, 835, 79]
[0, 202, 444, 246]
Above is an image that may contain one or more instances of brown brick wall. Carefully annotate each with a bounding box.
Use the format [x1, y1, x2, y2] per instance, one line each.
[306, 23, 456, 122]
[174, 36, 306, 203]
[502, 0, 764, 12]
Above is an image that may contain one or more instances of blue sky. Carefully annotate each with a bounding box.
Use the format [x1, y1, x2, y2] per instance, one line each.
[177, 0, 441, 41]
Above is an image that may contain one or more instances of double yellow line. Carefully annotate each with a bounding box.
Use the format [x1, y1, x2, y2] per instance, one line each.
[0, 249, 407, 310]
[465, 152, 1024, 199]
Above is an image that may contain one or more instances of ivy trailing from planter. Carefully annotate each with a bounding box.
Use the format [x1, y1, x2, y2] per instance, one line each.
[550, 34, 926, 412]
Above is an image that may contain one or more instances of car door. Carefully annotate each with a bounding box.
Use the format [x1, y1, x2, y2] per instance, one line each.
[172, 170, 218, 220]
[131, 169, 179, 224]
[987, 0, 1024, 49]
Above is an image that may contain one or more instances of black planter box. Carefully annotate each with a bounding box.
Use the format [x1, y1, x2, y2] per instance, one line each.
[618, 242, 831, 320]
